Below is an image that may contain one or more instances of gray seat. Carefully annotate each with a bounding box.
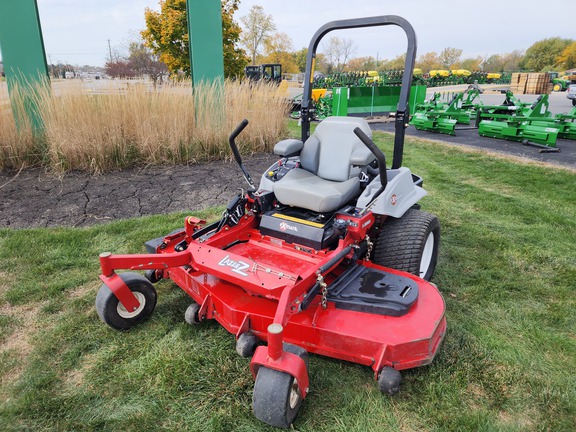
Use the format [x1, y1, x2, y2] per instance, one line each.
[273, 117, 374, 213]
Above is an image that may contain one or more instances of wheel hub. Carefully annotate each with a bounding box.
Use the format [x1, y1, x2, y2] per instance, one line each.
[289, 378, 300, 409]
[419, 232, 435, 278]
[117, 291, 146, 318]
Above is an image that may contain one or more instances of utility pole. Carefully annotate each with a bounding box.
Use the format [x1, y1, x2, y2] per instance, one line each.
[107, 39, 113, 62]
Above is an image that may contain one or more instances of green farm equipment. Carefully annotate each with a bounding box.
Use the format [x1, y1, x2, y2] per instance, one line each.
[528, 107, 576, 141]
[476, 93, 560, 150]
[410, 88, 482, 135]
[478, 119, 559, 149]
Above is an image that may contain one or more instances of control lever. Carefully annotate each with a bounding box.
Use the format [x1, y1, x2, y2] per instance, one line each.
[228, 119, 256, 189]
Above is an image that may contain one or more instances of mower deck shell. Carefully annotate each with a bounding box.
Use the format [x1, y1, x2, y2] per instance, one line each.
[150, 219, 447, 375]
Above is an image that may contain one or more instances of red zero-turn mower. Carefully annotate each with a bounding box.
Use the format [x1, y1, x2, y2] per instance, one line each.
[95, 16, 446, 429]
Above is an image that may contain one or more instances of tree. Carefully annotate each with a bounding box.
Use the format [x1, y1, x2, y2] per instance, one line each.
[128, 42, 168, 87]
[259, 32, 299, 73]
[501, 50, 524, 71]
[293, 48, 308, 72]
[239, 5, 276, 65]
[321, 36, 357, 73]
[378, 54, 406, 71]
[221, 0, 247, 78]
[459, 56, 483, 72]
[142, 0, 247, 78]
[481, 54, 504, 72]
[105, 60, 136, 79]
[521, 37, 573, 71]
[416, 52, 441, 73]
[344, 56, 377, 72]
[557, 42, 576, 70]
[438, 47, 462, 69]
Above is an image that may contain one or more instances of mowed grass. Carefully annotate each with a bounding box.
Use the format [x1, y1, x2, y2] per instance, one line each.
[0, 133, 575, 431]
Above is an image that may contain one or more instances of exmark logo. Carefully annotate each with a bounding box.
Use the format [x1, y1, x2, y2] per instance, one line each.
[279, 221, 298, 232]
[218, 254, 250, 276]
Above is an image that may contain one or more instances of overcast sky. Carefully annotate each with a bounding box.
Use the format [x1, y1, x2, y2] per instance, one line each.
[2, 0, 567, 67]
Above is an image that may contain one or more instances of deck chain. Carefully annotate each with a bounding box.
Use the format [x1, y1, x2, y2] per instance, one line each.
[365, 235, 373, 261]
[317, 273, 328, 310]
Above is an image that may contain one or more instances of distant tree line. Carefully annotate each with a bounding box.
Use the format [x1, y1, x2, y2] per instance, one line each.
[107, 2, 576, 81]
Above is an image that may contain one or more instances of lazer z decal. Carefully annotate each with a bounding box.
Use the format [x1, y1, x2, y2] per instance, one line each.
[218, 254, 250, 276]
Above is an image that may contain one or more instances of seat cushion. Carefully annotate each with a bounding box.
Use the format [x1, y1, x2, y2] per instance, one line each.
[273, 168, 360, 213]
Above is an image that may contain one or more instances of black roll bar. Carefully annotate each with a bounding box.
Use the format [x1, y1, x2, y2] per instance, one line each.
[300, 15, 417, 169]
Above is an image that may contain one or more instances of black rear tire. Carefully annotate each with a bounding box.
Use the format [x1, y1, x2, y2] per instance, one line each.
[373, 209, 440, 281]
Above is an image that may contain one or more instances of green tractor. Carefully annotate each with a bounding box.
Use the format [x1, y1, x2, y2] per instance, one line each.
[549, 71, 576, 92]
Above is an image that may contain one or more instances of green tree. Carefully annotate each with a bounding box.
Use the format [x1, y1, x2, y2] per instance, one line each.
[459, 56, 483, 72]
[481, 54, 504, 72]
[521, 37, 573, 71]
[557, 42, 576, 70]
[293, 48, 308, 73]
[142, 0, 247, 78]
[239, 5, 276, 65]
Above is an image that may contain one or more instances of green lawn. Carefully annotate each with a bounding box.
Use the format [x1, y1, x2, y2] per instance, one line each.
[0, 132, 575, 431]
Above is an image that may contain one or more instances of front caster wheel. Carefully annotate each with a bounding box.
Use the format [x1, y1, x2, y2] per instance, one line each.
[253, 344, 308, 428]
[378, 366, 402, 395]
[95, 272, 157, 330]
[184, 303, 202, 325]
[144, 269, 162, 283]
[236, 331, 259, 358]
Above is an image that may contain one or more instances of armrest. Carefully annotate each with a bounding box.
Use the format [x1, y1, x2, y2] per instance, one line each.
[350, 146, 375, 166]
[274, 139, 304, 157]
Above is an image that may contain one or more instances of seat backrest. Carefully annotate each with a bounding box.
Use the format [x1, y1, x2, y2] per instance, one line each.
[299, 116, 373, 182]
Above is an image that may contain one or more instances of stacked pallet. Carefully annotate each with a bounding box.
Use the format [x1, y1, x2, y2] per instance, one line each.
[509, 72, 551, 94]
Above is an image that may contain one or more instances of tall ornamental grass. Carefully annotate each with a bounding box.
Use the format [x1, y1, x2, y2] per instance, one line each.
[0, 79, 290, 173]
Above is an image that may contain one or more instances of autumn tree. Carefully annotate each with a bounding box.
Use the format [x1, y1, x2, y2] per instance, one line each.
[259, 32, 299, 73]
[321, 36, 357, 73]
[459, 57, 483, 72]
[521, 37, 573, 71]
[378, 54, 406, 71]
[105, 60, 136, 79]
[128, 42, 168, 86]
[557, 42, 576, 70]
[221, 0, 247, 77]
[240, 5, 276, 65]
[438, 47, 462, 69]
[416, 52, 441, 73]
[344, 56, 377, 72]
[142, 0, 247, 78]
